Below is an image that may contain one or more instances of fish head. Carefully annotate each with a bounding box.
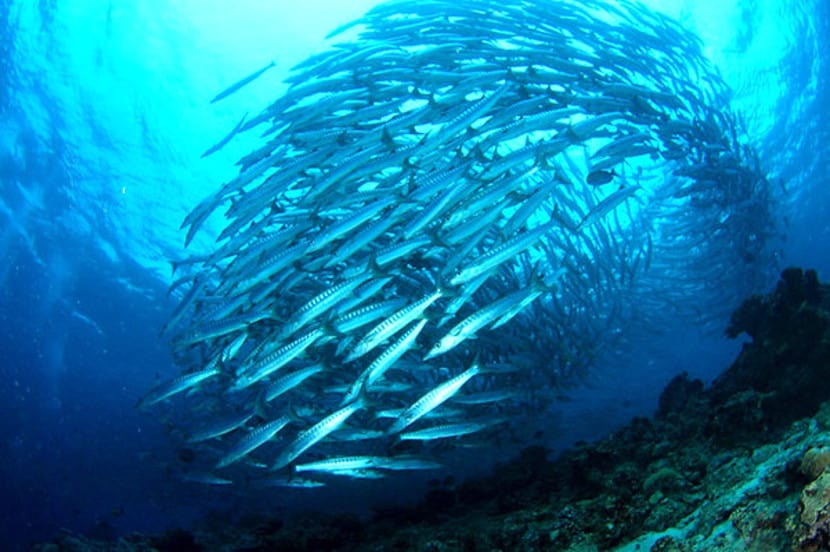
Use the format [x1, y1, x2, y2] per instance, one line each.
[424, 335, 462, 361]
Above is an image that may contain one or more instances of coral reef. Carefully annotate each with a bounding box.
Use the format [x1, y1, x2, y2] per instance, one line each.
[34, 268, 830, 551]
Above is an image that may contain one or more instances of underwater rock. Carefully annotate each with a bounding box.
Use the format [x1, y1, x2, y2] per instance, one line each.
[713, 267, 830, 434]
[151, 528, 202, 552]
[800, 447, 830, 481]
[726, 267, 826, 339]
[795, 470, 830, 551]
[816, 402, 830, 431]
[642, 466, 687, 497]
[656, 372, 705, 420]
[32, 531, 161, 551]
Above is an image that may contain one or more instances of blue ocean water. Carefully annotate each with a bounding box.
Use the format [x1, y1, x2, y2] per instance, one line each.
[0, 0, 827, 549]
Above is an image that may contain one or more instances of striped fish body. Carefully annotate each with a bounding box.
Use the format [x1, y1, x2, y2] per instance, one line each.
[233, 329, 324, 391]
[271, 398, 365, 470]
[386, 362, 482, 435]
[216, 416, 291, 469]
[138, 368, 221, 409]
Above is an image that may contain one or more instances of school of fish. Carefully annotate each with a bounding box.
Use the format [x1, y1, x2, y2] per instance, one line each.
[147, 0, 776, 487]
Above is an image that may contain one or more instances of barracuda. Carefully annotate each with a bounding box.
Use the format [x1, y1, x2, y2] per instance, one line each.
[159, 0, 773, 487]
[345, 290, 442, 362]
[430, 84, 510, 146]
[216, 415, 292, 469]
[232, 329, 325, 391]
[261, 364, 325, 403]
[210, 60, 276, 104]
[448, 220, 559, 287]
[271, 396, 366, 471]
[332, 298, 407, 335]
[305, 196, 396, 254]
[386, 361, 483, 435]
[278, 271, 373, 339]
[188, 410, 255, 444]
[138, 367, 222, 409]
[342, 318, 428, 405]
[425, 286, 546, 360]
[399, 419, 505, 441]
[295, 455, 440, 474]
[175, 311, 271, 347]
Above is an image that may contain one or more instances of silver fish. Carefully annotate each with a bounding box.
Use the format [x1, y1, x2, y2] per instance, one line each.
[216, 415, 292, 469]
[210, 60, 276, 104]
[271, 397, 366, 470]
[386, 361, 482, 435]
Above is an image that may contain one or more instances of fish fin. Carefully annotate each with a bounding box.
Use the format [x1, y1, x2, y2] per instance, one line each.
[395, 174, 416, 199]
[469, 143, 489, 164]
[269, 309, 286, 325]
[334, 337, 352, 358]
[321, 319, 344, 340]
[254, 391, 271, 420]
[287, 403, 305, 425]
[381, 126, 395, 149]
[412, 87, 431, 100]
[366, 254, 385, 279]
[549, 203, 578, 233]
[480, 363, 520, 376]
[403, 155, 419, 170]
[425, 225, 450, 249]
